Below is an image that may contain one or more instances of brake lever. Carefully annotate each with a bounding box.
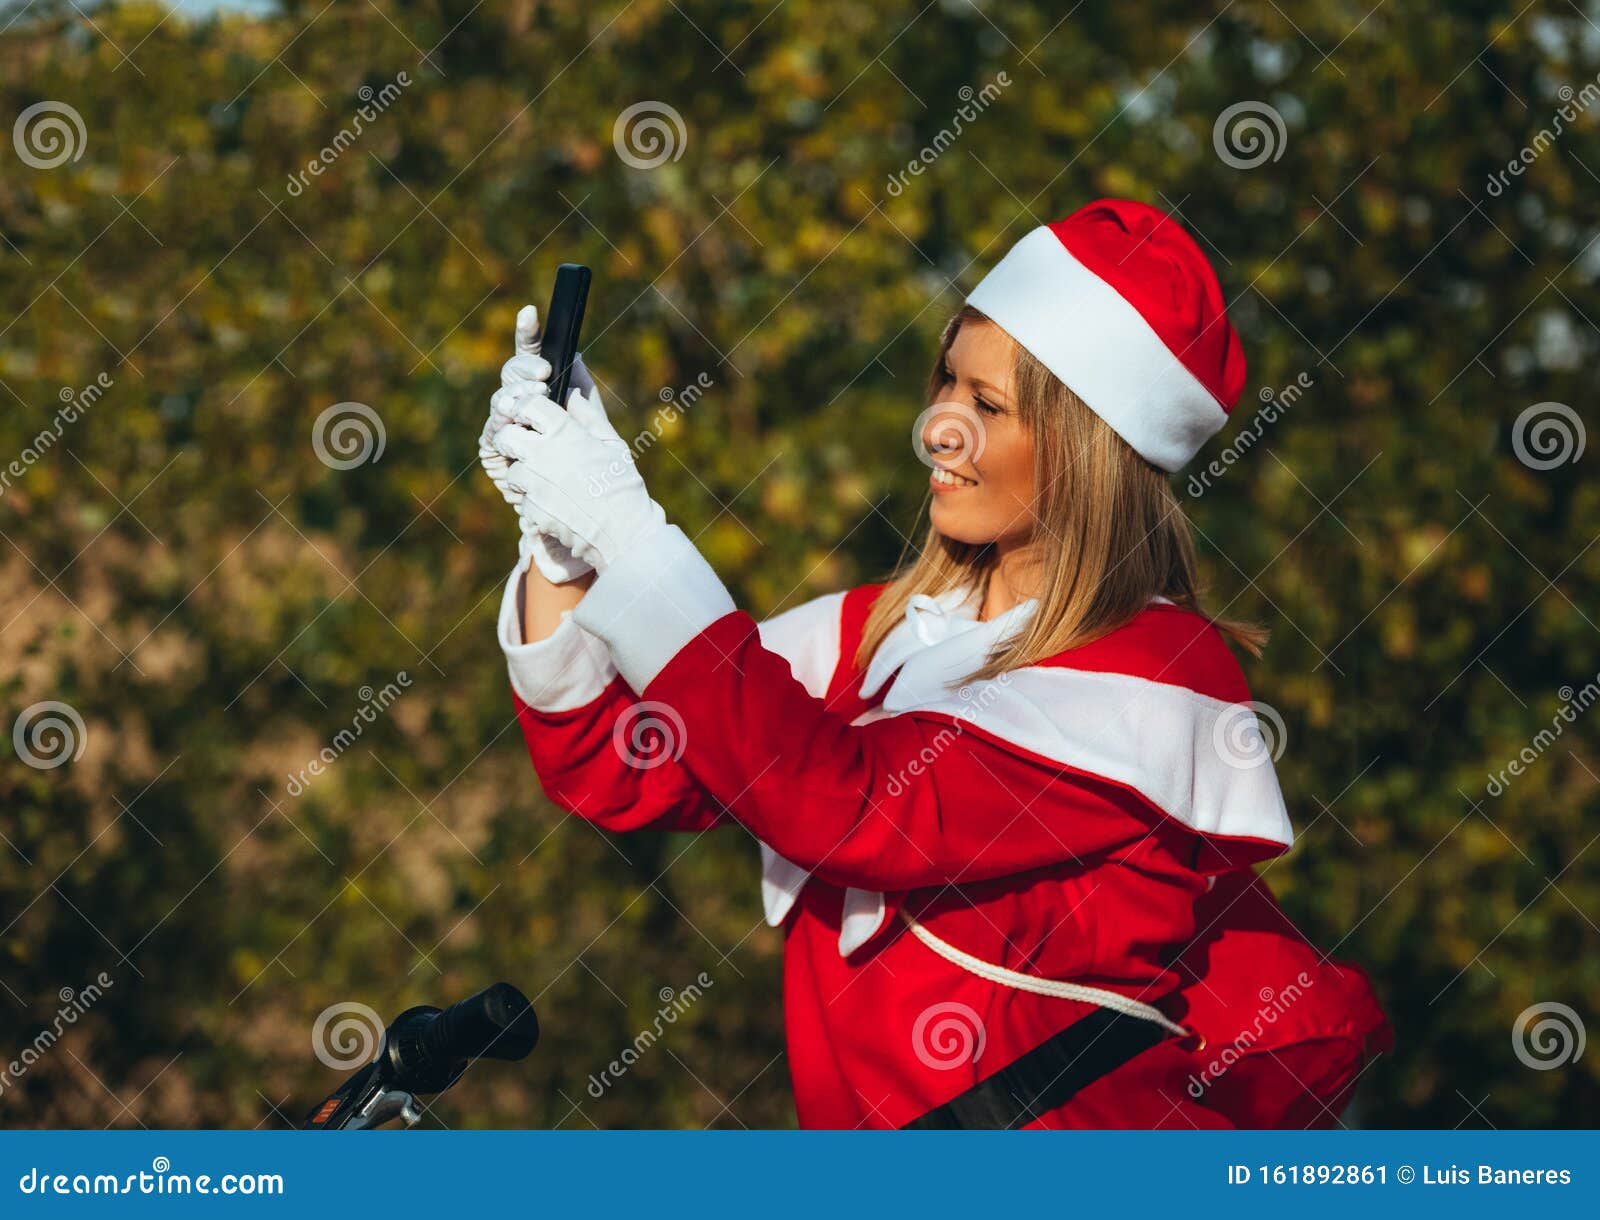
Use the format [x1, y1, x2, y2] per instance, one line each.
[344, 1087, 423, 1131]
[304, 1058, 428, 1131]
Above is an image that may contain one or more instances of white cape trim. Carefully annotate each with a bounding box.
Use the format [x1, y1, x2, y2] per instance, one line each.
[757, 590, 1294, 956]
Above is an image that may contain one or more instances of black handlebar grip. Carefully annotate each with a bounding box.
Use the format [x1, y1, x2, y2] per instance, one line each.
[420, 982, 540, 1066]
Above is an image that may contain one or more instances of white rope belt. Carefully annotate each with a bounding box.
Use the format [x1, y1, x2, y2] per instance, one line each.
[899, 910, 1191, 1040]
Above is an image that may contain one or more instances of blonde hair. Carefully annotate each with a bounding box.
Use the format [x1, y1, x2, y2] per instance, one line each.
[857, 306, 1266, 681]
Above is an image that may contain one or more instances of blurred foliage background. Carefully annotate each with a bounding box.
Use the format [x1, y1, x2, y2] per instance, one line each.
[1, 0, 1597, 1129]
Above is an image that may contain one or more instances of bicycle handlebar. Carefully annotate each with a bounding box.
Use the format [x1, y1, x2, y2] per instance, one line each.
[304, 982, 539, 1129]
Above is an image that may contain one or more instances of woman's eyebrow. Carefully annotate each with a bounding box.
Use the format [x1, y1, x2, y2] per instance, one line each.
[970, 376, 1011, 401]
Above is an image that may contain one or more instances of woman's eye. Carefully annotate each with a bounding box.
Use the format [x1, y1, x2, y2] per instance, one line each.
[974, 396, 1001, 416]
[939, 363, 955, 385]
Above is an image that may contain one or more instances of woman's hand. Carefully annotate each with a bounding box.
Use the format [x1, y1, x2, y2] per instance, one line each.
[492, 382, 665, 574]
[478, 304, 594, 584]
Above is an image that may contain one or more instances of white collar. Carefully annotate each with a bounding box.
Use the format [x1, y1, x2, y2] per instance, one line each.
[859, 585, 1038, 710]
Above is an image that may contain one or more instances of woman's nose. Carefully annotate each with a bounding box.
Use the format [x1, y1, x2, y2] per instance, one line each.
[921, 405, 980, 462]
[922, 411, 956, 452]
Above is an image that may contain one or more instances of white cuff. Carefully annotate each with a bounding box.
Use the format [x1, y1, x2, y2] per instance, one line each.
[497, 557, 619, 712]
[571, 523, 736, 692]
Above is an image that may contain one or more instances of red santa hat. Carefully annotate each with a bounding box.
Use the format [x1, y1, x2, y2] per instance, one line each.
[966, 198, 1246, 472]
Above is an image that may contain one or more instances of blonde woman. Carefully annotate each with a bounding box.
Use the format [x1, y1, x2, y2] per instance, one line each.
[481, 199, 1389, 1129]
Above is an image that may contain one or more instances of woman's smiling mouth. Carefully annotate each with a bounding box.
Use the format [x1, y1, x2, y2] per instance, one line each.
[931, 467, 978, 491]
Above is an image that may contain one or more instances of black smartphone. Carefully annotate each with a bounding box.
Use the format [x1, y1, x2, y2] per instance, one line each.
[542, 263, 591, 408]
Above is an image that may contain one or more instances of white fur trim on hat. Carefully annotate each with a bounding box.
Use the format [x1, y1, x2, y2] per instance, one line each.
[967, 226, 1229, 472]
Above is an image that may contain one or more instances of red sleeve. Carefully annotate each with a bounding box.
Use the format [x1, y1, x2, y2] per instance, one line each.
[513, 676, 726, 834]
[639, 611, 1166, 890]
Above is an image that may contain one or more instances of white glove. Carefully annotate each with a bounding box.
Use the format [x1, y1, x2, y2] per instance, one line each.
[478, 304, 596, 584]
[493, 386, 666, 572]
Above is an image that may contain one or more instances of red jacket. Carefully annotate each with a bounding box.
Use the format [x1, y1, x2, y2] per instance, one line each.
[500, 525, 1391, 1128]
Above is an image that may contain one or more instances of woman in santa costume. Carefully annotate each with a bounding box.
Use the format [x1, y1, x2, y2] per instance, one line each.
[479, 198, 1391, 1129]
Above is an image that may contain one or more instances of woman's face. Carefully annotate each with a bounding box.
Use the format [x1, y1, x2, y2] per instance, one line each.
[922, 319, 1037, 548]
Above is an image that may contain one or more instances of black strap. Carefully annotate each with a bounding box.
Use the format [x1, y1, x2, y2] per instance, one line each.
[903, 1006, 1171, 1129]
